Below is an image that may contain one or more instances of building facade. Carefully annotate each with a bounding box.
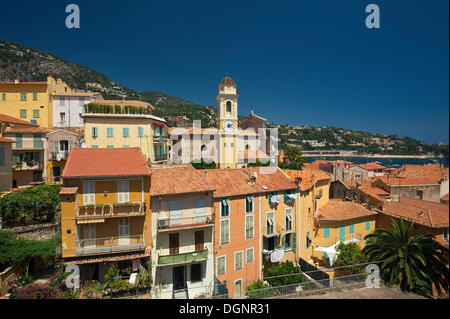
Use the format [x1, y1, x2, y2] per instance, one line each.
[60, 148, 152, 284]
[0, 137, 16, 192]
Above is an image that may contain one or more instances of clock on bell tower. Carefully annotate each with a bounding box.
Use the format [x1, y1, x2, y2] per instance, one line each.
[216, 77, 239, 168]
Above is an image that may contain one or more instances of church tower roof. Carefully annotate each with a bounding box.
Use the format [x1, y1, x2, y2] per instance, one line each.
[219, 76, 236, 87]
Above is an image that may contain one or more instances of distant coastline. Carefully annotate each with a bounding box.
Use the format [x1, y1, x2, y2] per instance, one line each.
[302, 153, 446, 159]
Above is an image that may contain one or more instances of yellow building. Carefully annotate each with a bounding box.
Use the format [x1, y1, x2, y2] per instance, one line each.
[0, 77, 74, 128]
[60, 147, 152, 283]
[0, 137, 16, 192]
[82, 100, 169, 162]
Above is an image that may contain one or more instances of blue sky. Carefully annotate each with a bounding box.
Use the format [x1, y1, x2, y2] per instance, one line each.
[1, 0, 448, 143]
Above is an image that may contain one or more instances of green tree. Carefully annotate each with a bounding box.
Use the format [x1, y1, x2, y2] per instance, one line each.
[281, 146, 306, 169]
[336, 242, 369, 274]
[363, 218, 449, 293]
[245, 280, 275, 298]
[264, 261, 304, 287]
[191, 159, 217, 169]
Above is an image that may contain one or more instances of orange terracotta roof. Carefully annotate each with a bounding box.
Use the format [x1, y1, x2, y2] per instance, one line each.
[205, 167, 296, 198]
[357, 187, 390, 202]
[3, 127, 53, 134]
[315, 199, 378, 222]
[53, 92, 100, 97]
[284, 169, 330, 190]
[90, 99, 154, 110]
[360, 162, 386, 170]
[441, 194, 449, 201]
[219, 77, 236, 86]
[376, 175, 439, 186]
[342, 179, 373, 189]
[62, 147, 151, 178]
[151, 165, 215, 196]
[63, 251, 150, 265]
[0, 114, 39, 126]
[395, 164, 449, 183]
[59, 187, 78, 195]
[381, 198, 449, 228]
[0, 137, 16, 143]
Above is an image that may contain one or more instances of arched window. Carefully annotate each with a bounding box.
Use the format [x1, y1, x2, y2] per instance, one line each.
[226, 101, 232, 115]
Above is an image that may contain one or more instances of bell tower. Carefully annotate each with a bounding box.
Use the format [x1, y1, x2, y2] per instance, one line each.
[216, 77, 238, 168]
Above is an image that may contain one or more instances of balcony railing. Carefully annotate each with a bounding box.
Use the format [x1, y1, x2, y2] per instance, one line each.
[49, 151, 69, 161]
[76, 202, 145, 219]
[153, 135, 169, 143]
[158, 249, 208, 266]
[76, 234, 145, 255]
[12, 161, 44, 170]
[158, 214, 214, 231]
[154, 153, 168, 161]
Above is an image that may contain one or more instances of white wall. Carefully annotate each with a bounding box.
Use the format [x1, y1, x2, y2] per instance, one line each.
[53, 95, 101, 128]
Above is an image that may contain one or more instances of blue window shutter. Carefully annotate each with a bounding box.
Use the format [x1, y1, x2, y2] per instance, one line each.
[365, 221, 370, 230]
[339, 226, 345, 242]
[324, 227, 330, 238]
[349, 224, 354, 234]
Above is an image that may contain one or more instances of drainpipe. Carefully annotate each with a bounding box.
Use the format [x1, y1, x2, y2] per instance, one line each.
[298, 189, 301, 261]
[258, 194, 262, 280]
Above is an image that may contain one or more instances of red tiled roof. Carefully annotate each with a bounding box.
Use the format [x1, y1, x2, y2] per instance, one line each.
[238, 150, 269, 160]
[357, 187, 390, 202]
[284, 169, 330, 190]
[315, 199, 378, 221]
[381, 197, 449, 228]
[62, 148, 151, 178]
[376, 175, 439, 186]
[63, 251, 150, 265]
[441, 194, 449, 201]
[250, 166, 298, 193]
[0, 114, 39, 126]
[59, 187, 78, 195]
[342, 179, 373, 189]
[0, 137, 16, 143]
[90, 99, 154, 110]
[395, 164, 449, 183]
[151, 165, 215, 196]
[3, 127, 53, 134]
[360, 162, 386, 170]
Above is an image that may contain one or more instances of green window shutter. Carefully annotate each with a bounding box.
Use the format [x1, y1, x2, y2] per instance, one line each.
[0, 147, 5, 166]
[284, 191, 288, 202]
[292, 233, 297, 249]
[349, 224, 354, 234]
[1, 93, 5, 101]
[20, 109, 26, 118]
[92, 127, 98, 137]
[92, 145, 98, 148]
[69, 140, 74, 151]
[274, 236, 279, 248]
[107, 145, 113, 148]
[33, 92, 37, 101]
[365, 221, 370, 230]
[324, 227, 330, 238]
[154, 126, 157, 136]
[123, 128, 129, 137]
[323, 246, 329, 259]
[15, 134, 22, 148]
[339, 226, 345, 242]
[107, 128, 113, 137]
[20, 93, 27, 101]
[33, 134, 42, 148]
[54, 140, 59, 153]
[282, 235, 286, 248]
[123, 145, 129, 148]
[33, 109, 39, 118]
[263, 237, 268, 250]
[138, 127, 143, 137]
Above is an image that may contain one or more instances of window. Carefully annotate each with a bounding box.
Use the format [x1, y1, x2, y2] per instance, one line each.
[123, 145, 129, 148]
[245, 195, 254, 212]
[349, 224, 354, 234]
[285, 208, 293, 230]
[216, 256, 226, 275]
[306, 231, 311, 249]
[33, 134, 42, 149]
[33, 109, 39, 118]
[417, 190, 423, 200]
[83, 181, 95, 205]
[20, 109, 26, 118]
[245, 215, 254, 239]
[0, 147, 5, 166]
[324, 227, 330, 238]
[226, 101, 232, 115]
[1, 93, 5, 101]
[266, 212, 275, 235]
[269, 192, 279, 205]
[60, 112, 66, 122]
[138, 127, 144, 137]
[443, 229, 448, 241]
[246, 247, 254, 263]
[221, 198, 230, 217]
[92, 127, 98, 137]
[59, 140, 69, 151]
[79, 98, 85, 106]
[284, 233, 295, 250]
[284, 190, 295, 203]
[20, 93, 27, 101]
[60, 97, 65, 106]
[91, 145, 98, 148]
[191, 264, 201, 282]
[118, 181, 129, 203]
[107, 145, 114, 148]
[107, 128, 114, 137]
[220, 219, 230, 245]
[365, 221, 370, 230]
[32, 92, 37, 101]
[123, 128, 129, 138]
[234, 251, 243, 270]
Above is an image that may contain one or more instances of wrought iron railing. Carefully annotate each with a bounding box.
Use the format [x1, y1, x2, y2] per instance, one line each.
[76, 234, 145, 255]
[76, 202, 145, 219]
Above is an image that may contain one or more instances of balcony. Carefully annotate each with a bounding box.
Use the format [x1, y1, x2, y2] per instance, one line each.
[12, 161, 44, 171]
[76, 235, 145, 255]
[154, 153, 168, 161]
[49, 151, 69, 161]
[76, 202, 146, 219]
[153, 135, 169, 143]
[158, 214, 214, 231]
[158, 249, 208, 266]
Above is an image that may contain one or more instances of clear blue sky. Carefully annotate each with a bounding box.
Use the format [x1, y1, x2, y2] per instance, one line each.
[1, 0, 448, 143]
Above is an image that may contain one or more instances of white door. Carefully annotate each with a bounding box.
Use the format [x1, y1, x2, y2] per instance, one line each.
[84, 224, 96, 247]
[118, 217, 130, 245]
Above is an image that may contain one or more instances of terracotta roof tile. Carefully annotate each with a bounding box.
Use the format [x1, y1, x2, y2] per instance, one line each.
[151, 165, 214, 196]
[315, 199, 378, 221]
[377, 175, 439, 186]
[0, 137, 16, 143]
[342, 179, 373, 189]
[357, 187, 390, 202]
[381, 197, 449, 228]
[284, 169, 330, 190]
[0, 114, 39, 126]
[62, 147, 151, 178]
[238, 150, 269, 160]
[360, 162, 386, 170]
[4, 127, 53, 134]
[59, 187, 78, 195]
[90, 99, 154, 110]
[395, 164, 449, 183]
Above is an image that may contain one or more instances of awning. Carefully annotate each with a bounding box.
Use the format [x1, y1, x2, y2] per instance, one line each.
[77, 219, 105, 224]
[263, 232, 279, 238]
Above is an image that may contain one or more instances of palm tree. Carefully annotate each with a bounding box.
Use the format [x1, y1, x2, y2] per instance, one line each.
[363, 218, 449, 294]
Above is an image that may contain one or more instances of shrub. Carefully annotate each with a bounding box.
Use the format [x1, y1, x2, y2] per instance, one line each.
[245, 280, 275, 299]
[265, 261, 304, 287]
[336, 242, 369, 274]
[81, 281, 102, 299]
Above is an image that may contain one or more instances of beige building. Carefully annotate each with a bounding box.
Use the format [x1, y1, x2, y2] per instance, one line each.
[0, 77, 75, 128]
[82, 100, 169, 162]
[0, 137, 16, 192]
